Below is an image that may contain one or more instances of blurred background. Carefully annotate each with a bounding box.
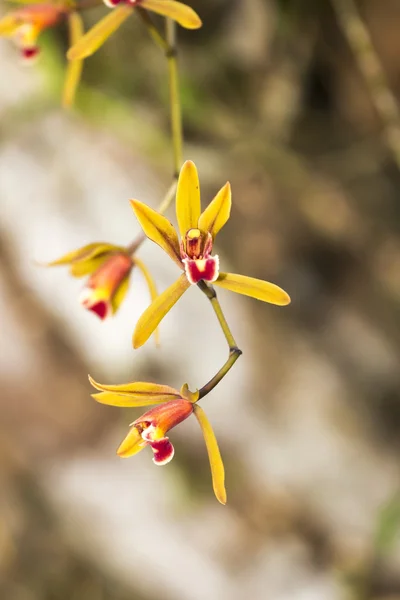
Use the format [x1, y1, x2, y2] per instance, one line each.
[1, 0, 400, 598]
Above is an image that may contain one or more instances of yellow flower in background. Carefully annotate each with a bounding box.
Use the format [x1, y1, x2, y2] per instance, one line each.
[89, 376, 226, 504]
[0, 0, 85, 107]
[130, 160, 291, 348]
[47, 242, 158, 326]
[67, 0, 202, 61]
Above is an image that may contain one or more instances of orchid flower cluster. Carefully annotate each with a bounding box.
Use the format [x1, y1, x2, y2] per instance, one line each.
[49, 161, 290, 504]
[3, 0, 292, 502]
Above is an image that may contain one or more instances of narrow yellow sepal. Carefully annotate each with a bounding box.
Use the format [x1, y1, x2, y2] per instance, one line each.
[92, 391, 179, 407]
[140, 0, 202, 29]
[67, 4, 133, 60]
[133, 256, 160, 346]
[130, 199, 182, 268]
[46, 242, 122, 267]
[117, 426, 147, 458]
[133, 273, 191, 349]
[193, 404, 226, 505]
[62, 11, 84, 108]
[176, 160, 201, 237]
[214, 272, 291, 306]
[89, 375, 181, 405]
[198, 182, 231, 239]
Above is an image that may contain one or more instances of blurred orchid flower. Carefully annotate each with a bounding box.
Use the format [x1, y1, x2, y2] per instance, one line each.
[47, 243, 158, 329]
[67, 0, 202, 61]
[0, 1, 85, 107]
[130, 160, 291, 348]
[89, 376, 226, 504]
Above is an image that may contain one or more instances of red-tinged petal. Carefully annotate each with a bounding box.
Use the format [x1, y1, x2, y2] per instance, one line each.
[62, 12, 84, 109]
[183, 255, 219, 284]
[193, 404, 226, 505]
[67, 4, 133, 60]
[130, 200, 182, 268]
[198, 182, 231, 239]
[140, 0, 202, 29]
[133, 274, 191, 349]
[134, 399, 193, 436]
[148, 437, 174, 465]
[117, 426, 147, 458]
[214, 272, 291, 306]
[176, 160, 201, 238]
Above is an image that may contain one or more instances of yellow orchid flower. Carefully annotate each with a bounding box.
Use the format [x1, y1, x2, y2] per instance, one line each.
[47, 242, 158, 325]
[130, 160, 291, 348]
[67, 0, 202, 61]
[89, 376, 226, 504]
[0, 1, 85, 107]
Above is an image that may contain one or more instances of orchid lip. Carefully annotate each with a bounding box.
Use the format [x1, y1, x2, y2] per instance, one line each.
[79, 288, 112, 320]
[183, 255, 220, 285]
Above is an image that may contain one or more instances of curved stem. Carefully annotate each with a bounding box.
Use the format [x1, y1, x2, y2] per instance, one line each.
[198, 347, 242, 400]
[197, 280, 242, 399]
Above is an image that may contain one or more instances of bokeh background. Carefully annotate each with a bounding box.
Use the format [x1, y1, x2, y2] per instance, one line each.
[1, 0, 400, 598]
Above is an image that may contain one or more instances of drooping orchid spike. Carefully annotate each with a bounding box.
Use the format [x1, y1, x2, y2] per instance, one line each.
[89, 376, 226, 504]
[46, 243, 158, 333]
[67, 0, 202, 61]
[0, 2, 84, 106]
[130, 160, 291, 348]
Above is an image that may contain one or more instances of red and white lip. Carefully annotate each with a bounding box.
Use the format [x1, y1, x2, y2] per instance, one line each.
[79, 287, 112, 320]
[183, 255, 219, 285]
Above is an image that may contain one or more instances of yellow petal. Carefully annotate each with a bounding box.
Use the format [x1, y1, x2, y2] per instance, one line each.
[111, 274, 130, 313]
[130, 200, 182, 268]
[117, 426, 147, 458]
[193, 404, 226, 505]
[133, 273, 190, 349]
[176, 160, 201, 237]
[62, 12, 84, 108]
[214, 272, 291, 306]
[89, 375, 181, 405]
[0, 14, 19, 36]
[46, 243, 121, 267]
[134, 256, 160, 346]
[67, 4, 133, 60]
[198, 182, 231, 239]
[140, 0, 202, 29]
